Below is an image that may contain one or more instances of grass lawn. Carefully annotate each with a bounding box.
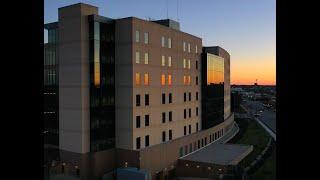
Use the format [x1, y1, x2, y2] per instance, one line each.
[233, 118, 270, 168]
[251, 147, 276, 180]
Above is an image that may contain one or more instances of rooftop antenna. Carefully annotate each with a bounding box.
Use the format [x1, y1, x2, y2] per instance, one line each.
[166, 0, 169, 19]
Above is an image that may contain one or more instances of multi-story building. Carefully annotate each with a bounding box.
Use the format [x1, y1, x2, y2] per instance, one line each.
[43, 3, 240, 180]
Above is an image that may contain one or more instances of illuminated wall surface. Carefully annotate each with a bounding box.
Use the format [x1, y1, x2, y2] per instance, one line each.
[89, 17, 116, 152]
[44, 27, 59, 146]
[202, 53, 225, 129]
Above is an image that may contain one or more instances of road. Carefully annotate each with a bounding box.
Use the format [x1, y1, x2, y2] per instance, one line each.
[242, 100, 276, 133]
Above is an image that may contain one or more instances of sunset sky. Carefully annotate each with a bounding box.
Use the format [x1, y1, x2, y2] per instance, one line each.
[44, 0, 276, 85]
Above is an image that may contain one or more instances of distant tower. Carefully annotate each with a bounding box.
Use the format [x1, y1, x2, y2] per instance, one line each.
[254, 79, 258, 86]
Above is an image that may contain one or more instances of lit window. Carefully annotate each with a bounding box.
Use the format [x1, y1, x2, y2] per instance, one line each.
[161, 74, 166, 85]
[168, 74, 172, 85]
[183, 59, 186, 68]
[161, 36, 165, 47]
[188, 60, 191, 69]
[144, 32, 149, 44]
[183, 42, 186, 51]
[144, 73, 149, 85]
[188, 75, 191, 85]
[162, 55, 166, 66]
[168, 56, 172, 67]
[135, 30, 140, 43]
[135, 73, 140, 85]
[183, 75, 186, 85]
[195, 45, 198, 53]
[135, 51, 140, 63]
[188, 43, 190, 52]
[168, 38, 172, 48]
[144, 53, 149, 64]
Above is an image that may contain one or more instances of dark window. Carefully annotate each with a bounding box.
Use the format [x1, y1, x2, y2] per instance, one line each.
[136, 95, 140, 106]
[196, 61, 198, 69]
[196, 107, 199, 116]
[189, 108, 191, 118]
[162, 112, 166, 123]
[185, 145, 188, 154]
[222, 129, 224, 135]
[179, 147, 183, 157]
[162, 93, 166, 104]
[145, 115, 149, 126]
[162, 131, 166, 142]
[145, 135, 149, 147]
[184, 92, 186, 102]
[184, 109, 186, 119]
[196, 123, 199, 131]
[205, 137, 207, 145]
[136, 116, 141, 128]
[145, 94, 149, 106]
[196, 92, 199, 100]
[136, 137, 141, 149]
[189, 92, 191, 101]
[198, 140, 200, 149]
[196, 76, 198, 85]
[201, 139, 204, 147]
[169, 93, 172, 103]
[169, 111, 172, 122]
[169, 130, 172, 140]
[189, 144, 192, 153]
[184, 126, 187, 135]
[188, 125, 191, 134]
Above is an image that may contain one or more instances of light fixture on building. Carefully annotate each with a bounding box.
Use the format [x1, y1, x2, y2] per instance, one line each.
[196, 165, 200, 168]
[62, 163, 66, 166]
[208, 167, 211, 170]
[185, 164, 189, 167]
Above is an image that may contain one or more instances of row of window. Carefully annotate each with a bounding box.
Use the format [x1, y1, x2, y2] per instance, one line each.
[136, 135, 149, 149]
[136, 92, 198, 106]
[135, 30, 149, 44]
[183, 123, 199, 136]
[183, 75, 198, 85]
[179, 128, 224, 157]
[135, 73, 149, 86]
[183, 42, 198, 54]
[135, 73, 198, 86]
[183, 108, 199, 119]
[135, 52, 149, 64]
[136, 115, 150, 128]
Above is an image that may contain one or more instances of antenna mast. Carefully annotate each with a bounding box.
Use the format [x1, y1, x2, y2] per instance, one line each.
[177, 0, 179, 21]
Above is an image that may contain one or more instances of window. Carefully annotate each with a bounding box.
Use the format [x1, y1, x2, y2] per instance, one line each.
[168, 38, 172, 48]
[169, 111, 172, 121]
[136, 116, 141, 128]
[162, 55, 166, 66]
[145, 94, 149, 106]
[144, 73, 149, 85]
[179, 147, 183, 157]
[144, 32, 149, 44]
[189, 108, 191, 118]
[168, 74, 172, 85]
[135, 73, 140, 85]
[162, 131, 166, 142]
[183, 75, 187, 85]
[196, 123, 199, 131]
[205, 137, 207, 145]
[196, 61, 198, 69]
[184, 126, 186, 135]
[188, 125, 191, 134]
[168, 56, 172, 67]
[135, 30, 140, 42]
[162, 112, 166, 123]
[162, 93, 166, 104]
[169, 130, 172, 140]
[161, 36, 165, 47]
[183, 59, 186, 68]
[144, 53, 149, 64]
[145, 135, 149, 147]
[183, 42, 186, 51]
[196, 76, 198, 85]
[135, 51, 140, 63]
[136, 137, 141, 149]
[169, 93, 172, 103]
[188, 60, 191, 69]
[201, 139, 204, 147]
[195, 45, 198, 53]
[188, 43, 190, 52]
[189, 144, 192, 153]
[136, 94, 140, 106]
[198, 140, 200, 149]
[196, 92, 199, 100]
[184, 92, 187, 102]
[189, 92, 191, 101]
[161, 74, 166, 85]
[196, 107, 199, 116]
[194, 142, 197, 151]
[188, 76, 191, 85]
[185, 145, 188, 155]
[145, 115, 150, 126]
[184, 109, 187, 119]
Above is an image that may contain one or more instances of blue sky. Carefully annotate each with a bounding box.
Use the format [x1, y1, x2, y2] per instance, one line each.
[44, 0, 276, 85]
